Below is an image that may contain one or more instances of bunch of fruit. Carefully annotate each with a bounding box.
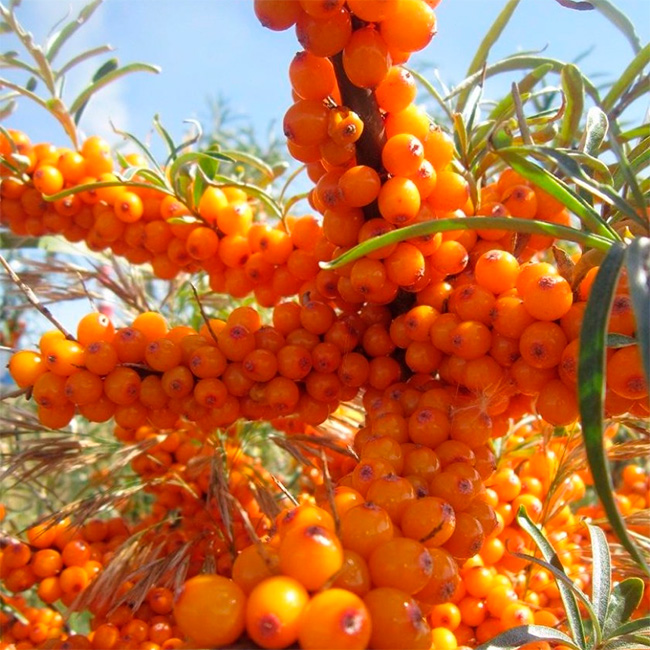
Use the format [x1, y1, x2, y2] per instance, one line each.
[1, 0, 648, 649]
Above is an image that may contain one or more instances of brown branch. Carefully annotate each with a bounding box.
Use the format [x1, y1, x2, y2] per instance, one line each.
[330, 52, 386, 175]
[0, 254, 74, 339]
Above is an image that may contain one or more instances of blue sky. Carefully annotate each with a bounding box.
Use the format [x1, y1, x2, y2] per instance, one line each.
[3, 0, 649, 159]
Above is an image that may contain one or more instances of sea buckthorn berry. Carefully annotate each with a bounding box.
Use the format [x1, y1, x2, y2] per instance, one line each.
[343, 25, 391, 89]
[429, 171, 470, 212]
[522, 273, 573, 321]
[283, 99, 330, 147]
[378, 177, 421, 225]
[401, 497, 456, 548]
[382, 134, 425, 177]
[340, 502, 394, 558]
[475, 249, 519, 294]
[430, 240, 468, 276]
[113, 327, 147, 362]
[76, 312, 115, 346]
[376, 65, 417, 114]
[174, 575, 246, 648]
[84, 340, 118, 375]
[298, 588, 372, 650]
[104, 367, 141, 405]
[278, 524, 343, 591]
[347, 0, 399, 22]
[502, 184, 538, 218]
[246, 576, 309, 649]
[64, 370, 103, 405]
[32, 372, 69, 408]
[385, 242, 426, 286]
[32, 165, 64, 195]
[364, 587, 432, 650]
[254, 0, 302, 30]
[44, 339, 86, 376]
[328, 107, 364, 146]
[289, 50, 337, 100]
[443, 511, 485, 560]
[339, 165, 381, 208]
[368, 538, 433, 594]
[185, 226, 219, 260]
[232, 545, 280, 596]
[8, 350, 47, 388]
[366, 473, 416, 524]
[607, 345, 648, 400]
[296, 6, 352, 57]
[113, 190, 143, 223]
[519, 321, 567, 370]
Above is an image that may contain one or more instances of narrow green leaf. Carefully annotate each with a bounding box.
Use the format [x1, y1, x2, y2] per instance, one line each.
[447, 54, 601, 106]
[151, 114, 178, 163]
[601, 43, 650, 112]
[0, 22, 11, 35]
[526, 145, 641, 225]
[601, 635, 650, 650]
[457, 0, 521, 112]
[588, 524, 611, 632]
[69, 62, 160, 116]
[589, 0, 642, 54]
[618, 124, 650, 142]
[168, 152, 235, 192]
[516, 507, 587, 648]
[92, 58, 119, 82]
[0, 98, 17, 120]
[475, 624, 581, 650]
[320, 216, 613, 270]
[607, 125, 647, 213]
[46, 0, 103, 63]
[192, 155, 220, 211]
[626, 237, 650, 387]
[56, 44, 114, 78]
[208, 178, 283, 221]
[219, 149, 278, 182]
[557, 64, 584, 148]
[495, 147, 619, 239]
[610, 616, 650, 639]
[42, 179, 174, 202]
[484, 63, 554, 125]
[406, 67, 454, 124]
[579, 244, 650, 576]
[111, 125, 167, 178]
[613, 138, 650, 188]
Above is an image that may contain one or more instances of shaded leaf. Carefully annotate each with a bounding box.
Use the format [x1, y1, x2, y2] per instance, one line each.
[626, 237, 650, 387]
[582, 106, 609, 156]
[557, 63, 584, 148]
[495, 146, 618, 238]
[69, 62, 160, 117]
[526, 145, 641, 224]
[579, 244, 650, 576]
[56, 44, 114, 77]
[516, 507, 587, 648]
[588, 524, 611, 632]
[475, 624, 581, 650]
[601, 43, 650, 112]
[609, 617, 650, 639]
[45, 0, 103, 63]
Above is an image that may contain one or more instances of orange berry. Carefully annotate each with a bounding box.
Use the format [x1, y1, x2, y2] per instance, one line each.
[278, 524, 343, 591]
[174, 575, 246, 648]
[298, 588, 372, 650]
[246, 575, 309, 649]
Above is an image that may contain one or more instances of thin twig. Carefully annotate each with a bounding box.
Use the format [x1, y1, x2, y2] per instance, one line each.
[191, 284, 219, 343]
[0, 254, 74, 339]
